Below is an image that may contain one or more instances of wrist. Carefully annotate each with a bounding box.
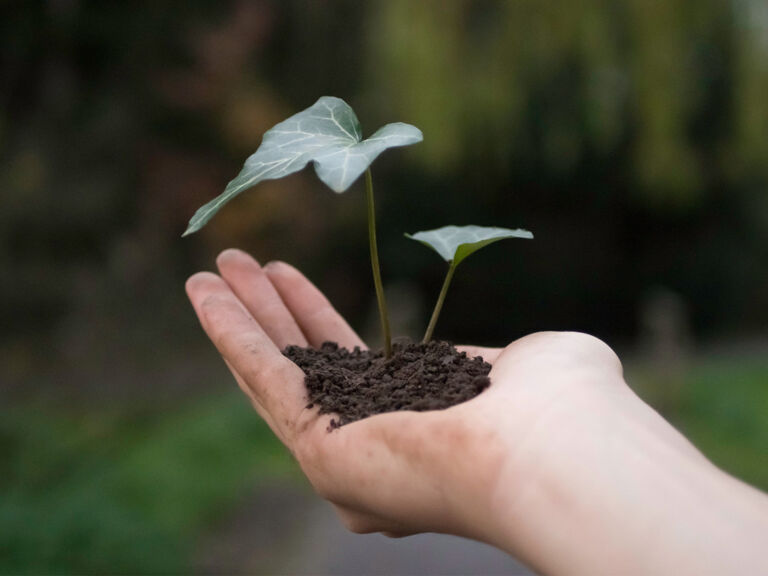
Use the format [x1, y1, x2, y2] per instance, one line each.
[484, 385, 766, 575]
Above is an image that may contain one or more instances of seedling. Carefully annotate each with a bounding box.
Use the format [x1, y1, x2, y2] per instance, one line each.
[183, 96, 422, 356]
[406, 226, 533, 343]
[184, 96, 532, 357]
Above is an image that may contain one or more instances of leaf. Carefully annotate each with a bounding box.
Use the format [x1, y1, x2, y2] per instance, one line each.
[405, 225, 533, 267]
[183, 96, 422, 236]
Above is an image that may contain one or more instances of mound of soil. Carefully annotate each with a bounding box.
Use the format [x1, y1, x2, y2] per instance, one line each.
[283, 339, 491, 429]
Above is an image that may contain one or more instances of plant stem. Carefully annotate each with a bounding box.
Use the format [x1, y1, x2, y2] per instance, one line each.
[365, 169, 392, 357]
[423, 262, 456, 343]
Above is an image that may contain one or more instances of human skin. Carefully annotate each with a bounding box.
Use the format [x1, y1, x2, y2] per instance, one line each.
[186, 248, 768, 576]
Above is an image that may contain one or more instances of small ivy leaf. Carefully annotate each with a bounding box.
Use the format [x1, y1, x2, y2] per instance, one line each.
[183, 96, 422, 236]
[406, 225, 533, 267]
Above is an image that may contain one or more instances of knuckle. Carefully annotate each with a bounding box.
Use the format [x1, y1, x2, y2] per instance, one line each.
[307, 304, 335, 324]
[215, 329, 252, 357]
[259, 300, 288, 320]
[201, 293, 229, 312]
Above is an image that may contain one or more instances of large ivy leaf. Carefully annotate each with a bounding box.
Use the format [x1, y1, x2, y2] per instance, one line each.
[183, 96, 422, 236]
[406, 225, 533, 266]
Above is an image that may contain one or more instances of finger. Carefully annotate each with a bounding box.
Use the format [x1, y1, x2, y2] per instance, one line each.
[192, 284, 277, 425]
[187, 275, 281, 432]
[222, 358, 283, 436]
[186, 272, 307, 444]
[187, 273, 288, 443]
[264, 261, 365, 350]
[456, 345, 502, 364]
[216, 249, 308, 350]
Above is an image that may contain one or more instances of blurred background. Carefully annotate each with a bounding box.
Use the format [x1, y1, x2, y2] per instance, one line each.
[1, 0, 767, 573]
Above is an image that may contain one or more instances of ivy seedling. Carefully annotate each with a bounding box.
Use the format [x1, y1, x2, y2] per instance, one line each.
[183, 96, 423, 357]
[185, 96, 535, 426]
[406, 225, 533, 343]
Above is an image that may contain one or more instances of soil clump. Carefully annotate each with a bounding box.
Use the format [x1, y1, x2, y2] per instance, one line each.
[284, 339, 491, 429]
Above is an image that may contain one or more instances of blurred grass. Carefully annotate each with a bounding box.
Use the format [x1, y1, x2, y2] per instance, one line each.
[629, 352, 768, 492]
[0, 392, 296, 574]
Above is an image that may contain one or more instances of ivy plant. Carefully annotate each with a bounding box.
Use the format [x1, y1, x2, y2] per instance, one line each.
[183, 96, 422, 356]
[184, 97, 533, 355]
[406, 225, 533, 342]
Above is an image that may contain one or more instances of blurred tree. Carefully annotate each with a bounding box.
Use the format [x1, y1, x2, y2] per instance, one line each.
[361, 0, 768, 340]
[1, 0, 766, 370]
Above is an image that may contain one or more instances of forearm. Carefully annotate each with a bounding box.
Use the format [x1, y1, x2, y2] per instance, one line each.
[486, 387, 768, 575]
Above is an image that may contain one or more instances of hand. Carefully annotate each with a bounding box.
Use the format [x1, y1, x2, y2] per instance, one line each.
[183, 248, 656, 542]
[185, 248, 515, 540]
[187, 249, 768, 576]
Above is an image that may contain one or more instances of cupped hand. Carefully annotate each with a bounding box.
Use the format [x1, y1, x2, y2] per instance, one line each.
[185, 249, 683, 551]
[187, 249, 768, 576]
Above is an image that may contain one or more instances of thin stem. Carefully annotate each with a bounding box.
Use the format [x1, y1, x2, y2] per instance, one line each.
[365, 169, 392, 357]
[423, 262, 456, 343]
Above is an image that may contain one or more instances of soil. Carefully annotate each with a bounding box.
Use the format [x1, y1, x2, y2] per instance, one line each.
[283, 339, 491, 429]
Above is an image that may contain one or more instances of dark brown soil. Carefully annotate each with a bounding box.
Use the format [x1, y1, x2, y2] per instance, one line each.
[283, 339, 491, 429]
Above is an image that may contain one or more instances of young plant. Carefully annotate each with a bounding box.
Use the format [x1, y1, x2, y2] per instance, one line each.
[183, 96, 423, 357]
[406, 225, 533, 343]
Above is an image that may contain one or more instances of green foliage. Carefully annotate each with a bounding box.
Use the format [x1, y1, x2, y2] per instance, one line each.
[0, 394, 295, 574]
[406, 225, 533, 266]
[369, 0, 768, 206]
[630, 354, 768, 492]
[184, 96, 422, 236]
[184, 95, 423, 357]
